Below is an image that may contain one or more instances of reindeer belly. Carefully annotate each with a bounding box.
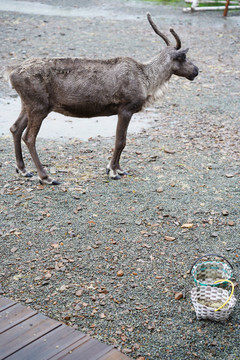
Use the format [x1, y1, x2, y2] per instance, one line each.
[53, 102, 119, 118]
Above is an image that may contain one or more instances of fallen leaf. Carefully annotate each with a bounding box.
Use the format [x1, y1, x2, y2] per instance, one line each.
[175, 292, 183, 300]
[181, 223, 194, 229]
[51, 243, 59, 249]
[88, 220, 96, 226]
[122, 348, 132, 354]
[59, 285, 67, 292]
[164, 148, 176, 154]
[164, 236, 176, 241]
[121, 334, 127, 341]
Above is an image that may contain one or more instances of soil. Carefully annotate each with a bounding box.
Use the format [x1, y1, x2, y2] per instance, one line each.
[0, 1, 239, 359]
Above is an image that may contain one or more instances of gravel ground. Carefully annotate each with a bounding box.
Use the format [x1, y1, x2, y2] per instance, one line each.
[0, 1, 240, 359]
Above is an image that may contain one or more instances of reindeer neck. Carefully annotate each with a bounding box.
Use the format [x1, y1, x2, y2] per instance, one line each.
[142, 51, 173, 93]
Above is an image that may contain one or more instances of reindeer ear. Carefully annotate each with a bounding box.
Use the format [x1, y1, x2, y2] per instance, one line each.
[172, 48, 189, 62]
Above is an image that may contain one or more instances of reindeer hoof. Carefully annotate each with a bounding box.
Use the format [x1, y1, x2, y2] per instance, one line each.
[16, 168, 34, 178]
[110, 174, 121, 180]
[25, 172, 34, 178]
[106, 165, 128, 179]
[117, 169, 128, 176]
[51, 180, 61, 185]
[39, 179, 61, 185]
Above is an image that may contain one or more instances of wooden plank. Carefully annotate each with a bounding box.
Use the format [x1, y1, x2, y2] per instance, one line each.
[0, 296, 131, 360]
[0, 297, 16, 312]
[50, 335, 91, 360]
[0, 313, 61, 359]
[99, 349, 132, 360]
[56, 338, 113, 360]
[0, 303, 37, 334]
[6, 324, 86, 360]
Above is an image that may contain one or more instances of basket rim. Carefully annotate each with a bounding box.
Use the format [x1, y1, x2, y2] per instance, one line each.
[190, 254, 233, 274]
[191, 260, 233, 286]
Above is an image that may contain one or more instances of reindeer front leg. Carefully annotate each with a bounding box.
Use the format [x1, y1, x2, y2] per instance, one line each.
[23, 110, 60, 185]
[10, 107, 32, 178]
[107, 110, 132, 180]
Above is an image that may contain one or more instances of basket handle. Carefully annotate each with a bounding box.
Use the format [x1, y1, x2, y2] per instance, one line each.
[190, 253, 233, 273]
[214, 279, 234, 312]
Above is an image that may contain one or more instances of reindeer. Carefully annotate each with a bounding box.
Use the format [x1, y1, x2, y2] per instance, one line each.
[7, 13, 198, 185]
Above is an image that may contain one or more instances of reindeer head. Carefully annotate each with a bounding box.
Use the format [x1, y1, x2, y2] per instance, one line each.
[147, 13, 199, 81]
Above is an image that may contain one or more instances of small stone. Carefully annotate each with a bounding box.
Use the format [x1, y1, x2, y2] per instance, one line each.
[117, 270, 124, 277]
[210, 233, 218, 238]
[75, 289, 83, 297]
[228, 221, 234, 226]
[222, 210, 229, 216]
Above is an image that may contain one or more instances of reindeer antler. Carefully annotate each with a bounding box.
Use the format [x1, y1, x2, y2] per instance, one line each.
[147, 12, 170, 47]
[170, 28, 181, 50]
[147, 13, 181, 50]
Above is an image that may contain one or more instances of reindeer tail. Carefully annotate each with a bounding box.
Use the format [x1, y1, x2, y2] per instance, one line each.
[3, 65, 19, 88]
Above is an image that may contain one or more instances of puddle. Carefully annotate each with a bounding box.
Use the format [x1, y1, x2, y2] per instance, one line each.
[0, 97, 156, 141]
[0, 0, 138, 20]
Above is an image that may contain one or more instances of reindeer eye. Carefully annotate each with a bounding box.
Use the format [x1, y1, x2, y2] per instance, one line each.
[179, 53, 186, 62]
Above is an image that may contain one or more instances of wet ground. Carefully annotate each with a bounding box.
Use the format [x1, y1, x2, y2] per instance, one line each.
[0, 97, 156, 140]
[0, 1, 240, 359]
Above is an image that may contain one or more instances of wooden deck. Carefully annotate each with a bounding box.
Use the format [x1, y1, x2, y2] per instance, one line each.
[0, 296, 131, 360]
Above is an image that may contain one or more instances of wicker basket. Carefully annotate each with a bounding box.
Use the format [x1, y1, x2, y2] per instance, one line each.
[191, 254, 233, 287]
[191, 285, 236, 321]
